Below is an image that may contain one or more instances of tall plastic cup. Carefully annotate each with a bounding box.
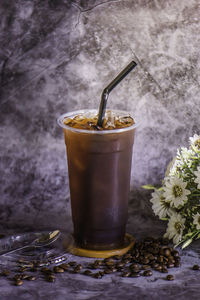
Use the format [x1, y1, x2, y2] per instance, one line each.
[58, 109, 137, 250]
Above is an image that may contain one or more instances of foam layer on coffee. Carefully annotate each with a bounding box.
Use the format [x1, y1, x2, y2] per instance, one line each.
[63, 110, 135, 130]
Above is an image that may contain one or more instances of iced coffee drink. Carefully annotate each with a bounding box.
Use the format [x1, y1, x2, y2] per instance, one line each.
[58, 109, 137, 250]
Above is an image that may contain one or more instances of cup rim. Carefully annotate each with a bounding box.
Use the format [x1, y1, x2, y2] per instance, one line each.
[57, 109, 139, 134]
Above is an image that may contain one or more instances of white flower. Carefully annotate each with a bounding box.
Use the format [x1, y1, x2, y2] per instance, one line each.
[169, 148, 194, 177]
[165, 157, 177, 177]
[194, 166, 200, 190]
[164, 213, 185, 244]
[189, 134, 200, 149]
[150, 190, 171, 219]
[163, 176, 191, 208]
[168, 160, 179, 177]
[181, 147, 194, 164]
[193, 213, 200, 230]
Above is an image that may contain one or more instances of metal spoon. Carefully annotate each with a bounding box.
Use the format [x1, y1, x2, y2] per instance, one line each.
[0, 230, 61, 256]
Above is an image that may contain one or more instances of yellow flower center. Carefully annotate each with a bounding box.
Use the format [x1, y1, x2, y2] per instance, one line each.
[174, 222, 182, 234]
[172, 185, 183, 198]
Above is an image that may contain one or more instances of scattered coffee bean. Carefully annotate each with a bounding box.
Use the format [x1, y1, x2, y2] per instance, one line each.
[105, 260, 115, 267]
[104, 269, 113, 274]
[130, 263, 139, 269]
[94, 263, 101, 269]
[93, 272, 102, 279]
[73, 266, 82, 273]
[94, 260, 103, 266]
[166, 274, 174, 281]
[109, 267, 118, 273]
[155, 265, 162, 272]
[1, 269, 10, 276]
[161, 266, 168, 273]
[142, 258, 150, 265]
[116, 262, 125, 268]
[98, 271, 104, 276]
[122, 258, 131, 264]
[15, 279, 24, 286]
[0, 235, 183, 287]
[123, 253, 132, 259]
[157, 256, 164, 263]
[143, 270, 152, 276]
[168, 256, 175, 264]
[112, 255, 121, 260]
[18, 267, 27, 273]
[147, 254, 155, 261]
[192, 264, 200, 270]
[60, 263, 70, 271]
[77, 264, 83, 269]
[164, 249, 171, 257]
[167, 263, 174, 268]
[46, 275, 55, 282]
[27, 276, 36, 281]
[69, 261, 76, 267]
[83, 270, 92, 276]
[21, 274, 29, 280]
[46, 273, 56, 280]
[121, 271, 131, 277]
[53, 266, 64, 273]
[172, 250, 179, 257]
[13, 274, 22, 280]
[142, 264, 151, 270]
[130, 264, 140, 271]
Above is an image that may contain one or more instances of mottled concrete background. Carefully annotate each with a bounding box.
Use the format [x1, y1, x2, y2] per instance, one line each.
[0, 0, 200, 233]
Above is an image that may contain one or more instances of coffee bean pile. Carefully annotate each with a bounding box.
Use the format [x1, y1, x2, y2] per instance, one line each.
[0, 236, 200, 286]
[81, 237, 181, 280]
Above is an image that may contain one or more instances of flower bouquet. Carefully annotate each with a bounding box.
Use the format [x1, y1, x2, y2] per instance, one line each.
[143, 134, 200, 248]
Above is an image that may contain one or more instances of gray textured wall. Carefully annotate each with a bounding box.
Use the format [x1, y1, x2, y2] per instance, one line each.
[0, 0, 200, 233]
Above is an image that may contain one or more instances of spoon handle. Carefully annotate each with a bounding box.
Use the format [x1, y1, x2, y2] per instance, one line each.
[0, 244, 35, 256]
[0, 231, 60, 256]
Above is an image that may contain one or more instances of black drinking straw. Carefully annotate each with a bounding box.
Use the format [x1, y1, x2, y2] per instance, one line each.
[97, 60, 137, 127]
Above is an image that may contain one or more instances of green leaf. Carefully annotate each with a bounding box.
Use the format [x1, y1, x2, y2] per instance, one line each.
[184, 232, 194, 238]
[174, 240, 183, 248]
[182, 238, 193, 249]
[141, 185, 156, 190]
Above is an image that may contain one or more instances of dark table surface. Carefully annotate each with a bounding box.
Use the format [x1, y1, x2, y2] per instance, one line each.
[0, 224, 199, 300]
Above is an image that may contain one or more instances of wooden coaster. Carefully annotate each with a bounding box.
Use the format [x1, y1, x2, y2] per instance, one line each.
[67, 233, 135, 258]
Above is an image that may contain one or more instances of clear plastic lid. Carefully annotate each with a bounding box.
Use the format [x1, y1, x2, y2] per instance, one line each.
[57, 109, 138, 134]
